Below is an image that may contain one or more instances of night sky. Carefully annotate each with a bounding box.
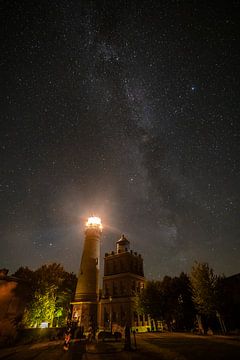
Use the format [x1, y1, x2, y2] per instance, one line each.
[1, 1, 239, 279]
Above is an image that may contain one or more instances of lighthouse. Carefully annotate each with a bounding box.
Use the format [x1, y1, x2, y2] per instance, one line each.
[72, 216, 102, 332]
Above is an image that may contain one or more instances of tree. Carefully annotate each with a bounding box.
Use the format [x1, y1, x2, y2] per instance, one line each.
[158, 276, 176, 329]
[54, 271, 77, 327]
[14, 263, 77, 328]
[22, 291, 56, 328]
[136, 274, 196, 332]
[14, 266, 35, 282]
[176, 272, 196, 331]
[159, 274, 195, 331]
[13, 266, 36, 299]
[135, 280, 162, 329]
[190, 261, 221, 333]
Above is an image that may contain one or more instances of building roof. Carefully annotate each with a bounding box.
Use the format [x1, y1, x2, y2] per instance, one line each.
[116, 234, 129, 244]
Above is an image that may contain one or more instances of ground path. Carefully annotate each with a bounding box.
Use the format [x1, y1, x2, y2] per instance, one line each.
[0, 332, 239, 359]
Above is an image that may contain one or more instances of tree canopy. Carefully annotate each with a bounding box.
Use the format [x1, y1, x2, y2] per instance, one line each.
[190, 262, 218, 317]
[13, 263, 77, 328]
[135, 273, 195, 331]
[189, 261, 227, 333]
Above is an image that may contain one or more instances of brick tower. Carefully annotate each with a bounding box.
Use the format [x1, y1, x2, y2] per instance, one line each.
[99, 234, 145, 331]
[72, 217, 102, 332]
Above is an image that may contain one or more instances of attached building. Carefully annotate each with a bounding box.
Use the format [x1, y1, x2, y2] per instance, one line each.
[99, 235, 147, 331]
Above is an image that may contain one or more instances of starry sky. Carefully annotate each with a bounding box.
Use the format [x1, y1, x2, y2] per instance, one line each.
[1, 1, 240, 279]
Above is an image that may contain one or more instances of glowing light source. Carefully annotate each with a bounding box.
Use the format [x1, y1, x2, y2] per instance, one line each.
[86, 216, 102, 230]
[40, 322, 49, 328]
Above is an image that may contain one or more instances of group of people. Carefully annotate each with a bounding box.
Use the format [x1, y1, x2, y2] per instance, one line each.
[63, 323, 85, 351]
[63, 322, 133, 351]
[63, 322, 93, 351]
[63, 328, 71, 351]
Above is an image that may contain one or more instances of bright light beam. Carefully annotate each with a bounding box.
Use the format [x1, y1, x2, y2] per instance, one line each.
[86, 216, 103, 230]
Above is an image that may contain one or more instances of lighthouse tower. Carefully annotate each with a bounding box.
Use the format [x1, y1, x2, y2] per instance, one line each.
[72, 217, 102, 331]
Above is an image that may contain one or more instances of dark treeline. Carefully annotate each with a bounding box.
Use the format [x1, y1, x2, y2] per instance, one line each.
[136, 262, 240, 334]
[12, 261, 239, 334]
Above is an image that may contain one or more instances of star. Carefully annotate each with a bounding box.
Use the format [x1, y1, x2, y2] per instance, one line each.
[1, 1, 239, 279]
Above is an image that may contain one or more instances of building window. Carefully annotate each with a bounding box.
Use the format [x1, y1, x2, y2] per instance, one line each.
[130, 261, 133, 271]
[104, 307, 109, 320]
[105, 285, 109, 297]
[120, 306, 125, 321]
[113, 281, 117, 295]
[137, 282, 140, 293]
[112, 311, 117, 322]
[132, 281, 135, 291]
[134, 261, 138, 272]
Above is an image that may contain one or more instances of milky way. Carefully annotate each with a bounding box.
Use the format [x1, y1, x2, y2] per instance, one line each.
[1, 1, 239, 278]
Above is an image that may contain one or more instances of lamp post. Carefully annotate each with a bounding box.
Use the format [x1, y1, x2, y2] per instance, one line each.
[109, 296, 112, 334]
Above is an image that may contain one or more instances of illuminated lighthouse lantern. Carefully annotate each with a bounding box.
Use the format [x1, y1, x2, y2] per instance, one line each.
[72, 216, 102, 331]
